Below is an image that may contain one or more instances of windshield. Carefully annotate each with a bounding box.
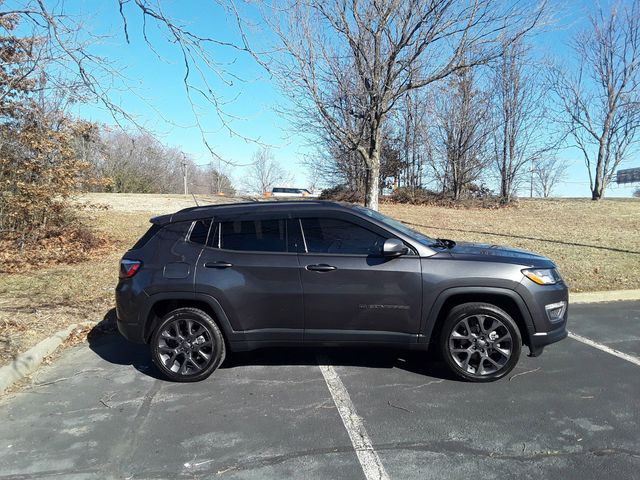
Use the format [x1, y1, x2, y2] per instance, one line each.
[353, 206, 436, 247]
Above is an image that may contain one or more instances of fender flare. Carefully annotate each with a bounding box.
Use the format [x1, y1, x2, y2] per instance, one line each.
[141, 291, 237, 343]
[421, 286, 535, 345]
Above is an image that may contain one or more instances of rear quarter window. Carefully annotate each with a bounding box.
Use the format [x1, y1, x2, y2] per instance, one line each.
[188, 219, 212, 245]
[131, 224, 162, 250]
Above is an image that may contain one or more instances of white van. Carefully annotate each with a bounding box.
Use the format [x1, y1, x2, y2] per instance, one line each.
[269, 187, 318, 198]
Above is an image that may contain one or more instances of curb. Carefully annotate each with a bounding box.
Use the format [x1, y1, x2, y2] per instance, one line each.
[0, 322, 94, 395]
[570, 289, 640, 304]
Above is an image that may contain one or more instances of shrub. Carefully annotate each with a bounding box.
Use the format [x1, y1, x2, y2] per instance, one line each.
[389, 186, 439, 204]
[319, 185, 364, 203]
[386, 185, 508, 209]
[0, 119, 98, 248]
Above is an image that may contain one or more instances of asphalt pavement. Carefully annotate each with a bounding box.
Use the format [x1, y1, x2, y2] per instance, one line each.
[0, 301, 638, 480]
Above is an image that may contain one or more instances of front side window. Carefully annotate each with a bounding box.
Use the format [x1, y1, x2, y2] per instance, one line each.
[301, 218, 386, 255]
[220, 218, 287, 252]
[352, 206, 434, 247]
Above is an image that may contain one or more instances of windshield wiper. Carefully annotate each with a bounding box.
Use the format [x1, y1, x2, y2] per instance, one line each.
[433, 238, 456, 249]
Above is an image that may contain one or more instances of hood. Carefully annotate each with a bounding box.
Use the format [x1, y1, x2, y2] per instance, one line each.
[441, 241, 555, 267]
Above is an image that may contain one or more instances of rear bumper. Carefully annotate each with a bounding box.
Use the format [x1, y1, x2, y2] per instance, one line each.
[115, 279, 147, 343]
[116, 316, 146, 344]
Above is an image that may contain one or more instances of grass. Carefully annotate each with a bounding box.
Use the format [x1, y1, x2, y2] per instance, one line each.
[1, 193, 638, 365]
[0, 209, 152, 364]
[381, 198, 640, 293]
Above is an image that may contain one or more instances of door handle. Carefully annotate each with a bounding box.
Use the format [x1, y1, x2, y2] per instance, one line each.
[306, 264, 337, 272]
[204, 261, 233, 269]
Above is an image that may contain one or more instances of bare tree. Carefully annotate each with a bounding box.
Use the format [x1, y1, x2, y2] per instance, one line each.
[533, 156, 568, 197]
[245, 148, 291, 195]
[204, 165, 235, 196]
[266, 0, 545, 210]
[400, 92, 430, 190]
[492, 38, 556, 202]
[431, 66, 492, 199]
[551, 1, 640, 200]
[1, 1, 261, 164]
[386, 90, 431, 191]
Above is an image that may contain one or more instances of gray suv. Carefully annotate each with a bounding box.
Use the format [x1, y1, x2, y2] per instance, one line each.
[116, 201, 568, 383]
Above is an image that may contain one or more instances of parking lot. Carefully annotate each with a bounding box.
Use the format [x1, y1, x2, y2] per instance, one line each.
[0, 301, 639, 480]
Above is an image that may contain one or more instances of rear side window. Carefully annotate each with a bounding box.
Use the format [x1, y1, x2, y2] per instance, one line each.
[220, 219, 287, 252]
[301, 218, 386, 255]
[131, 224, 161, 250]
[189, 219, 211, 245]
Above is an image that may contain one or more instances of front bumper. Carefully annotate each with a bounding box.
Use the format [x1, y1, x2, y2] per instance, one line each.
[516, 278, 569, 356]
[528, 323, 568, 356]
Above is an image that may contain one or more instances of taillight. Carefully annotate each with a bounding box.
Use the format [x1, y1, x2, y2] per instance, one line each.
[120, 259, 142, 278]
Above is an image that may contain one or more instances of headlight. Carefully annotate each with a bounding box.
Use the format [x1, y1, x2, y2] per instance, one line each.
[522, 268, 562, 285]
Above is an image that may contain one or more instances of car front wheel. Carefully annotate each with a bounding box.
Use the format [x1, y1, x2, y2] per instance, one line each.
[151, 307, 226, 382]
[440, 302, 522, 382]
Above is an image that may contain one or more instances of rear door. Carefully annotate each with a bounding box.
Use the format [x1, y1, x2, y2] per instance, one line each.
[295, 213, 423, 343]
[195, 214, 304, 342]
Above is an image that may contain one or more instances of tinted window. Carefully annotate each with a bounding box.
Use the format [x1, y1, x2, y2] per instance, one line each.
[131, 224, 161, 250]
[189, 219, 211, 245]
[301, 218, 386, 255]
[221, 219, 287, 252]
[206, 222, 220, 248]
[353, 206, 434, 247]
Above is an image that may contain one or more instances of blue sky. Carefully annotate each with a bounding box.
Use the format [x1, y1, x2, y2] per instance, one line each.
[63, 0, 638, 197]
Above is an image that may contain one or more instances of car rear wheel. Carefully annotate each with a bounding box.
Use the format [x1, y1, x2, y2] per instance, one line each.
[151, 307, 225, 382]
[440, 302, 521, 382]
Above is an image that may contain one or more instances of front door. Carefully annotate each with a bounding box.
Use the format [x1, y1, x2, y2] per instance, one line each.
[195, 215, 304, 342]
[296, 215, 422, 343]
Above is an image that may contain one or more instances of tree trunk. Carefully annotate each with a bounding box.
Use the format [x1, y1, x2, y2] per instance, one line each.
[364, 150, 381, 211]
[500, 172, 510, 202]
[591, 141, 606, 200]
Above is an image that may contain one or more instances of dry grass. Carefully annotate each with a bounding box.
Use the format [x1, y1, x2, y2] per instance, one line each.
[0, 194, 638, 365]
[0, 209, 152, 364]
[75, 192, 246, 213]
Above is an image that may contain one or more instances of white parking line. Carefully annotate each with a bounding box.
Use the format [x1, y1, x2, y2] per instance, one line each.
[568, 332, 640, 367]
[317, 357, 390, 480]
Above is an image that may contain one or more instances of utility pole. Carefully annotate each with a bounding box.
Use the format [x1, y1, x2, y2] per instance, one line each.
[530, 157, 534, 198]
[181, 154, 188, 196]
[217, 155, 222, 194]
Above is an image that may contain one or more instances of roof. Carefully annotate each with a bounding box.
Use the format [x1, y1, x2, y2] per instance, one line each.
[151, 200, 353, 225]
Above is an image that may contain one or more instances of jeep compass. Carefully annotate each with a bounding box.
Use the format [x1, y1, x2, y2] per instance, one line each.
[116, 201, 568, 382]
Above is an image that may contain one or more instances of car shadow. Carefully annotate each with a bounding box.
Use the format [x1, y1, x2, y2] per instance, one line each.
[88, 309, 460, 382]
[221, 347, 460, 381]
[87, 309, 165, 380]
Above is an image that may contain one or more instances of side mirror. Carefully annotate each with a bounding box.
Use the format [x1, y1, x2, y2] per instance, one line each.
[382, 238, 409, 257]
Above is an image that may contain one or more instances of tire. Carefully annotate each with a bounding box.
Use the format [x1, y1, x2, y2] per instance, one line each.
[151, 307, 226, 382]
[439, 302, 521, 382]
